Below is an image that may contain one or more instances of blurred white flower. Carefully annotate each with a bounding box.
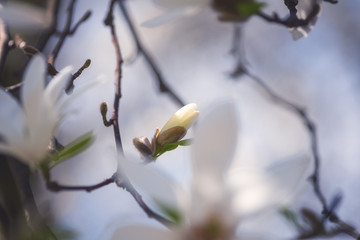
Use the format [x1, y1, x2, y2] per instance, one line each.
[0, 1, 54, 31]
[112, 102, 310, 239]
[0, 54, 102, 167]
[289, 0, 322, 40]
[143, 0, 211, 27]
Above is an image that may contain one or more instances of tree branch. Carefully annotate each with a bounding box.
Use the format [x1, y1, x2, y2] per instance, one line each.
[116, 0, 185, 107]
[103, 1, 172, 227]
[48, 0, 76, 66]
[104, 0, 124, 153]
[256, 2, 320, 28]
[114, 174, 172, 226]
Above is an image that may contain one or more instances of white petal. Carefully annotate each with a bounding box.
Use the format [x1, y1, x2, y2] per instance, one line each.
[118, 155, 186, 213]
[43, 66, 73, 108]
[0, 89, 25, 143]
[110, 225, 175, 240]
[56, 75, 107, 114]
[142, 8, 191, 27]
[230, 154, 310, 217]
[159, 103, 199, 133]
[20, 54, 46, 131]
[290, 0, 322, 40]
[191, 102, 239, 178]
[0, 143, 26, 161]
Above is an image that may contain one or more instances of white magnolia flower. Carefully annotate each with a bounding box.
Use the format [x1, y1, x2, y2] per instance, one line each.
[289, 0, 322, 40]
[133, 104, 199, 158]
[113, 102, 310, 240]
[144, 0, 210, 27]
[0, 54, 101, 167]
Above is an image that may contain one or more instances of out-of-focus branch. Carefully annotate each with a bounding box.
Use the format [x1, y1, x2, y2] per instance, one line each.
[245, 70, 360, 240]
[48, 0, 91, 66]
[66, 59, 91, 93]
[48, 0, 76, 66]
[36, 0, 60, 51]
[230, 26, 359, 239]
[115, 0, 185, 107]
[114, 174, 172, 226]
[42, 167, 115, 192]
[256, 3, 320, 28]
[324, 0, 338, 3]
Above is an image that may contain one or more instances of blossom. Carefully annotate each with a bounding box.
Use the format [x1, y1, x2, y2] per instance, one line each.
[0, 54, 100, 167]
[157, 103, 199, 145]
[289, 0, 322, 40]
[113, 102, 310, 239]
[133, 104, 199, 159]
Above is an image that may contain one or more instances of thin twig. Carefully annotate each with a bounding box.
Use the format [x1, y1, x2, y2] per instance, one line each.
[244, 70, 360, 239]
[41, 164, 115, 193]
[104, 0, 123, 153]
[116, 0, 185, 107]
[245, 69, 328, 207]
[104, 0, 172, 227]
[46, 177, 115, 193]
[256, 3, 320, 28]
[66, 59, 91, 93]
[36, 0, 60, 51]
[70, 10, 92, 34]
[229, 26, 359, 238]
[47, 1, 91, 66]
[48, 0, 76, 66]
[114, 175, 172, 226]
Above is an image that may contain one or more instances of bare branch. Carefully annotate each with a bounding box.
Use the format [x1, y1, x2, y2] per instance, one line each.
[66, 59, 91, 93]
[48, 0, 76, 66]
[46, 177, 115, 193]
[114, 174, 172, 226]
[48, 0, 91, 66]
[36, 0, 61, 51]
[104, 0, 124, 153]
[116, 0, 185, 107]
[256, 2, 320, 28]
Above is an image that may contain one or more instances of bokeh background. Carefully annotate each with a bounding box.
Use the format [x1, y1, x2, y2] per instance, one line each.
[8, 0, 359, 239]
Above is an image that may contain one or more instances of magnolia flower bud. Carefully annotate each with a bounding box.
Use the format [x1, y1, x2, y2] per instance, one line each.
[159, 103, 199, 135]
[156, 126, 187, 146]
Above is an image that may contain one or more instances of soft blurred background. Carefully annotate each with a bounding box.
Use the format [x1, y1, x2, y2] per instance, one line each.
[2, 0, 360, 239]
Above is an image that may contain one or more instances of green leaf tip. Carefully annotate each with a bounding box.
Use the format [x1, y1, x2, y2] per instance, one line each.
[153, 139, 193, 159]
[236, 1, 265, 18]
[156, 201, 182, 225]
[51, 132, 95, 168]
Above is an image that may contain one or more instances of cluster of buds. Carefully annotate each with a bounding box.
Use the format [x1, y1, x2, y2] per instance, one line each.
[133, 104, 199, 161]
